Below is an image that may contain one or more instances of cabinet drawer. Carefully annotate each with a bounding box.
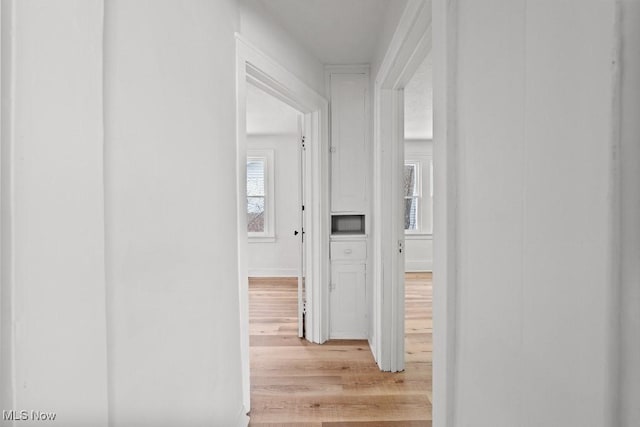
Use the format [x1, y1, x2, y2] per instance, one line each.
[331, 241, 367, 261]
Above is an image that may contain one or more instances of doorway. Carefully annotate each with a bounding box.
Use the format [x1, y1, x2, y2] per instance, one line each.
[403, 53, 434, 275]
[235, 35, 330, 414]
[371, 0, 433, 374]
[245, 81, 305, 337]
[373, 1, 458, 425]
[403, 50, 435, 410]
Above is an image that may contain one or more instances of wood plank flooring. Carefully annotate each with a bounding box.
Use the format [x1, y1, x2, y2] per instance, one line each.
[248, 273, 432, 426]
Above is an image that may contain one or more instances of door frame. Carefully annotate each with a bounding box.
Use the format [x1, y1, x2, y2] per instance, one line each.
[235, 34, 330, 414]
[373, 1, 458, 426]
[297, 115, 305, 339]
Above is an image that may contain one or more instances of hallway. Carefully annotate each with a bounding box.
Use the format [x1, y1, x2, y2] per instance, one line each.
[248, 273, 432, 426]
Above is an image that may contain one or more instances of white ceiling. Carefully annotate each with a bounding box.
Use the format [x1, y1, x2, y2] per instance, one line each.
[404, 53, 433, 140]
[247, 0, 431, 138]
[257, 0, 402, 64]
[246, 82, 301, 135]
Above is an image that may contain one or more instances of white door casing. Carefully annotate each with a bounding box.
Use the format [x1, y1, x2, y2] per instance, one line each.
[373, 0, 433, 373]
[298, 115, 305, 338]
[236, 34, 330, 414]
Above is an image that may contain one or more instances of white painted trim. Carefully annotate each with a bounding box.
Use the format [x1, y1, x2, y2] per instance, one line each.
[238, 34, 326, 113]
[405, 138, 434, 143]
[247, 236, 276, 243]
[235, 34, 330, 415]
[372, 0, 433, 374]
[330, 234, 368, 242]
[391, 88, 405, 373]
[405, 261, 433, 272]
[609, 5, 624, 426]
[375, 1, 433, 89]
[405, 233, 433, 240]
[248, 269, 299, 278]
[324, 64, 370, 74]
[373, 1, 458, 423]
[328, 332, 367, 340]
[235, 45, 251, 418]
[432, 1, 458, 426]
[0, 0, 17, 418]
[324, 64, 371, 100]
[246, 132, 299, 138]
[233, 405, 250, 427]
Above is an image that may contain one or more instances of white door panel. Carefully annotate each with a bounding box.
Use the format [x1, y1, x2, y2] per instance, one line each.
[329, 263, 367, 339]
[330, 74, 368, 213]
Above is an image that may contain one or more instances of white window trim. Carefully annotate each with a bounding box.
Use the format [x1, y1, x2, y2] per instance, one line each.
[247, 149, 275, 242]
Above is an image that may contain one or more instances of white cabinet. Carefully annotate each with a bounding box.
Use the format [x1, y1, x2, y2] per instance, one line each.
[329, 240, 367, 339]
[329, 73, 368, 213]
[327, 67, 370, 340]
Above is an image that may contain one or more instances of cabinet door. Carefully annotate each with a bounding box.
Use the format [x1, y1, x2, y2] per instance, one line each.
[330, 73, 368, 213]
[330, 263, 367, 339]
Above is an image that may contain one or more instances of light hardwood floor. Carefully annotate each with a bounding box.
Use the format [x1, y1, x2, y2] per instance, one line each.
[248, 272, 432, 426]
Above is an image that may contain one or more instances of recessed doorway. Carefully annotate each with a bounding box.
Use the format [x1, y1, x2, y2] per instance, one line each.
[235, 35, 331, 415]
[245, 81, 306, 337]
[403, 50, 435, 412]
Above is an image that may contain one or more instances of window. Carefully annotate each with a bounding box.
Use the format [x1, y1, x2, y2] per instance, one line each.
[404, 163, 420, 231]
[247, 159, 265, 232]
[404, 157, 433, 235]
[247, 150, 275, 240]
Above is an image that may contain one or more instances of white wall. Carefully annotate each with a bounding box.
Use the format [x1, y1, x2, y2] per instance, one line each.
[620, 1, 640, 425]
[238, 0, 325, 96]
[405, 140, 433, 272]
[246, 83, 299, 135]
[404, 54, 433, 140]
[104, 1, 245, 426]
[439, 1, 620, 426]
[1, 1, 109, 425]
[405, 235, 433, 272]
[247, 135, 300, 277]
[0, 0, 11, 415]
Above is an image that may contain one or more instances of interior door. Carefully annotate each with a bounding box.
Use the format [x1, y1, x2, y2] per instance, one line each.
[394, 90, 406, 370]
[298, 115, 306, 338]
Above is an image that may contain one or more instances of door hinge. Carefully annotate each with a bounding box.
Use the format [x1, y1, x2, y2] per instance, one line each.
[301, 136, 306, 149]
[302, 204, 305, 211]
[398, 240, 404, 254]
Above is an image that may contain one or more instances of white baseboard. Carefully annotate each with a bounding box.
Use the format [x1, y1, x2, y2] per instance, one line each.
[329, 332, 368, 340]
[368, 336, 380, 366]
[248, 268, 298, 277]
[235, 406, 249, 427]
[405, 259, 433, 272]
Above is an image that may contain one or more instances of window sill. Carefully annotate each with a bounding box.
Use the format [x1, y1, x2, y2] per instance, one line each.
[248, 235, 276, 243]
[404, 233, 433, 240]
